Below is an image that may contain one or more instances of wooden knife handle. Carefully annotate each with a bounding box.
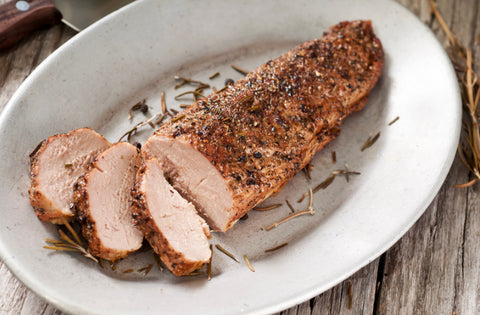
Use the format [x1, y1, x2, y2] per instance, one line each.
[0, 0, 62, 51]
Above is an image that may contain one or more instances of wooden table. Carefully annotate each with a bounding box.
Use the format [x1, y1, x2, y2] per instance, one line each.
[1, 0, 478, 313]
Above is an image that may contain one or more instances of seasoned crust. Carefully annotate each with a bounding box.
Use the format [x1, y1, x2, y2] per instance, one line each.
[150, 20, 383, 230]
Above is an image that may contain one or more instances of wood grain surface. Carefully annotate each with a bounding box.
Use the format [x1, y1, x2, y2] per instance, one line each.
[0, 0, 479, 314]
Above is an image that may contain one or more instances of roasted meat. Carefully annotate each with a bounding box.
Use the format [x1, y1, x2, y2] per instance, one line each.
[132, 158, 211, 276]
[142, 20, 384, 231]
[73, 142, 143, 261]
[29, 128, 111, 223]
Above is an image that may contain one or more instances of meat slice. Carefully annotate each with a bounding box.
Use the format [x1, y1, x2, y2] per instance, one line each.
[143, 20, 384, 232]
[29, 128, 111, 223]
[74, 142, 143, 261]
[132, 159, 211, 276]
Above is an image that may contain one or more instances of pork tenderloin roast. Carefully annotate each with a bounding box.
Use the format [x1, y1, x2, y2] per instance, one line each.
[142, 20, 383, 231]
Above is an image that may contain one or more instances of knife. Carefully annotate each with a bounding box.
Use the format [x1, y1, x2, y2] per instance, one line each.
[0, 0, 135, 51]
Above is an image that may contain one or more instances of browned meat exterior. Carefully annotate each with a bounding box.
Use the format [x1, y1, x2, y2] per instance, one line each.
[74, 142, 143, 261]
[132, 159, 211, 276]
[143, 20, 384, 231]
[29, 128, 111, 223]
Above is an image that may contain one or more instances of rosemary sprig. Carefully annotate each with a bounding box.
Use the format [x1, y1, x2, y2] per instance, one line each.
[429, 0, 480, 187]
[266, 189, 315, 231]
[118, 111, 165, 142]
[44, 219, 97, 263]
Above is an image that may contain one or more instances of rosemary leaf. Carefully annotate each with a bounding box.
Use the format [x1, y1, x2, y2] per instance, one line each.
[243, 255, 255, 272]
[209, 72, 220, 79]
[231, 64, 249, 76]
[253, 203, 282, 211]
[174, 90, 205, 100]
[43, 245, 81, 252]
[137, 264, 153, 275]
[285, 200, 296, 213]
[264, 243, 288, 253]
[360, 132, 381, 152]
[215, 244, 239, 263]
[388, 116, 399, 126]
[312, 174, 336, 193]
[171, 114, 185, 123]
[59, 217, 82, 245]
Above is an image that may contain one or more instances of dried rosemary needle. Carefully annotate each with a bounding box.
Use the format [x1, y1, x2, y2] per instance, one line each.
[253, 203, 282, 211]
[360, 132, 381, 152]
[388, 116, 399, 126]
[243, 254, 255, 272]
[215, 244, 240, 263]
[44, 218, 97, 263]
[231, 64, 249, 76]
[264, 243, 288, 253]
[428, 0, 480, 187]
[266, 189, 315, 231]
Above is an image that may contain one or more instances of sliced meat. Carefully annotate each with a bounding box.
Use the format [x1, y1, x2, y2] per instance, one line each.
[143, 20, 383, 232]
[132, 158, 211, 276]
[29, 128, 111, 223]
[74, 142, 143, 261]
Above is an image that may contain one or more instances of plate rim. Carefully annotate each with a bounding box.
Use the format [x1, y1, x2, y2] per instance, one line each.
[0, 0, 461, 314]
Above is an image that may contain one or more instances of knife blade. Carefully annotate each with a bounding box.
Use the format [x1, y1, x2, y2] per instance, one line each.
[0, 0, 135, 51]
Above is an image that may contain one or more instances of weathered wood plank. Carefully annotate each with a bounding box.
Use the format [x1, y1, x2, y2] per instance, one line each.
[278, 259, 379, 315]
[374, 0, 479, 313]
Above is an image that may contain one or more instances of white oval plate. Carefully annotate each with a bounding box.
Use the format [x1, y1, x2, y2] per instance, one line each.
[0, 0, 460, 314]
